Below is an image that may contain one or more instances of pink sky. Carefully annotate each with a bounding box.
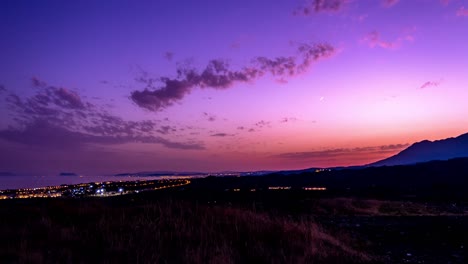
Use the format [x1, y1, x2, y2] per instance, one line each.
[0, 0, 467, 175]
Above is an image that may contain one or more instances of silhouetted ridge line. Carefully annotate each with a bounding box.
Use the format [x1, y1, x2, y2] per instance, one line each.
[368, 132, 468, 167]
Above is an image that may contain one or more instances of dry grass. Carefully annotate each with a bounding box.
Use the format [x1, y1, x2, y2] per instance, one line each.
[0, 198, 372, 263]
[309, 198, 466, 216]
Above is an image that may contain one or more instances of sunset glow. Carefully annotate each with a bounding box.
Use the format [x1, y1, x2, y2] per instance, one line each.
[1, 0, 467, 175]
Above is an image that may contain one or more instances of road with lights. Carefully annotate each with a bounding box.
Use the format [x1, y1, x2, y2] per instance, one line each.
[0, 178, 191, 199]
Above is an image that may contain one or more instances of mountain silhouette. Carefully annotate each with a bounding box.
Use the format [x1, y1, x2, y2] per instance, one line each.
[368, 132, 468, 167]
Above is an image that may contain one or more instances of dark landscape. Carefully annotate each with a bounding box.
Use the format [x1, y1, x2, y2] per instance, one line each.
[2, 157, 468, 263]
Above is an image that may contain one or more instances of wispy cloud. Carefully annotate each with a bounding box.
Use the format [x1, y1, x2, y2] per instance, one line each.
[294, 0, 401, 15]
[294, 0, 347, 15]
[131, 43, 335, 112]
[280, 117, 298, 123]
[419, 79, 442, 89]
[156, 125, 177, 135]
[457, 7, 468, 16]
[30, 77, 86, 109]
[254, 120, 271, 128]
[0, 79, 204, 150]
[210, 133, 233, 137]
[0, 120, 203, 150]
[361, 30, 414, 50]
[274, 144, 409, 160]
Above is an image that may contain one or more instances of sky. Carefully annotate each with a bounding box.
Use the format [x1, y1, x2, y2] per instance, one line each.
[0, 0, 467, 175]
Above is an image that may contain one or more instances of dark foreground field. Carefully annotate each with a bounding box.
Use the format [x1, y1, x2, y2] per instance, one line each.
[1, 194, 371, 264]
[1, 189, 468, 264]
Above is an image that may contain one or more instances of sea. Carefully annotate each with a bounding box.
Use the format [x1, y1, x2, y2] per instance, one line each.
[0, 175, 194, 190]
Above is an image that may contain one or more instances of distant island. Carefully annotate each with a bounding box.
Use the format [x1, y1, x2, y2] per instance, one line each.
[59, 172, 78, 177]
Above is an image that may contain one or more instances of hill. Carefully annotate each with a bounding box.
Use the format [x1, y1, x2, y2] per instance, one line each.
[368, 133, 468, 167]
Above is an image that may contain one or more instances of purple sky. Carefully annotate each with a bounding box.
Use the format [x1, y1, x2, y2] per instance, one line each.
[1, 0, 467, 175]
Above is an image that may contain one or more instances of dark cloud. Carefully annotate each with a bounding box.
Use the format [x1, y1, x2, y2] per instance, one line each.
[382, 0, 399, 8]
[253, 43, 335, 81]
[420, 80, 441, 89]
[130, 60, 259, 111]
[131, 43, 335, 112]
[255, 120, 271, 128]
[457, 7, 468, 17]
[0, 120, 203, 150]
[280, 117, 298, 123]
[294, 0, 347, 15]
[130, 78, 192, 112]
[54, 88, 86, 109]
[274, 144, 409, 160]
[28, 77, 86, 109]
[253, 56, 296, 77]
[156, 125, 177, 135]
[210, 133, 233, 137]
[203, 112, 217, 122]
[0, 79, 205, 150]
[164, 52, 174, 61]
[31, 77, 47, 88]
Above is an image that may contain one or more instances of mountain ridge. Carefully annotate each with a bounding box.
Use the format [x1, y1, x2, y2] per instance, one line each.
[368, 132, 468, 167]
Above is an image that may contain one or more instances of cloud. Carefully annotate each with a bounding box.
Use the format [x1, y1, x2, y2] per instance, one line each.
[457, 7, 468, 16]
[29, 77, 86, 109]
[295, 0, 401, 14]
[156, 125, 176, 135]
[254, 120, 271, 128]
[274, 144, 409, 160]
[131, 43, 335, 112]
[378, 144, 409, 151]
[0, 79, 205, 150]
[31, 77, 47, 88]
[280, 117, 298, 123]
[361, 31, 397, 49]
[203, 112, 217, 122]
[130, 60, 259, 111]
[164, 52, 174, 61]
[210, 133, 234, 137]
[419, 80, 441, 89]
[0, 120, 203, 150]
[294, 0, 347, 15]
[253, 43, 334, 79]
[361, 30, 414, 50]
[382, 0, 399, 8]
